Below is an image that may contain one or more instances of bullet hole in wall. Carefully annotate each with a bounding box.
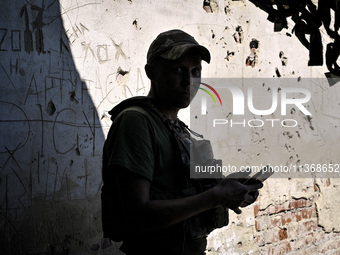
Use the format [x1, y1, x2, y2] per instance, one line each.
[203, 0, 212, 13]
[132, 19, 141, 30]
[116, 67, 130, 87]
[280, 51, 288, 66]
[46, 100, 56, 116]
[275, 67, 281, 77]
[245, 38, 259, 68]
[225, 50, 235, 61]
[69, 91, 79, 103]
[117, 67, 129, 77]
[306, 115, 314, 131]
[233, 26, 243, 43]
[203, 0, 219, 13]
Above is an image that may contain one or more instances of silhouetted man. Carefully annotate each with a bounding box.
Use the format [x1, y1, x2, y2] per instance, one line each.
[101, 29, 263, 255]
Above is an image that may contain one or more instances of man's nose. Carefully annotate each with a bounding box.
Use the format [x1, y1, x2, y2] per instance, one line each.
[181, 69, 192, 87]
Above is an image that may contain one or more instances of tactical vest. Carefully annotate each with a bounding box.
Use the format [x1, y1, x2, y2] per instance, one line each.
[101, 96, 229, 242]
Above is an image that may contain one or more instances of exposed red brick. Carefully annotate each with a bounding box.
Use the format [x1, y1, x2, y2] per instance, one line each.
[282, 217, 291, 225]
[289, 198, 307, 209]
[295, 211, 302, 222]
[303, 221, 313, 232]
[279, 228, 288, 240]
[288, 200, 297, 209]
[268, 241, 292, 255]
[274, 204, 287, 214]
[262, 203, 290, 215]
[282, 212, 293, 225]
[305, 233, 314, 245]
[255, 220, 260, 232]
[302, 208, 313, 219]
[271, 216, 282, 228]
[295, 220, 318, 236]
[286, 242, 292, 253]
[306, 200, 313, 207]
[254, 204, 259, 217]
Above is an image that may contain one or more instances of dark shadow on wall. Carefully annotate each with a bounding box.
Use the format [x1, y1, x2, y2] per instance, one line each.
[0, 1, 109, 253]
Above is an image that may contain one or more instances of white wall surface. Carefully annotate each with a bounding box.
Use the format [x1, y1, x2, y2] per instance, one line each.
[1, 0, 339, 254]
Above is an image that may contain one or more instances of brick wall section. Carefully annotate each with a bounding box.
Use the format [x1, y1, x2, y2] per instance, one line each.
[253, 196, 340, 255]
[206, 179, 340, 255]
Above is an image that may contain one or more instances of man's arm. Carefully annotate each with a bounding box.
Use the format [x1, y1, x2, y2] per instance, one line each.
[114, 166, 263, 236]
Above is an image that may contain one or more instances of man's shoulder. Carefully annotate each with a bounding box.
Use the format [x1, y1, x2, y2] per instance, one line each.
[108, 96, 154, 121]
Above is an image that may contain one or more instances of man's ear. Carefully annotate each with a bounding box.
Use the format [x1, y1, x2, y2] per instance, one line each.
[145, 64, 155, 81]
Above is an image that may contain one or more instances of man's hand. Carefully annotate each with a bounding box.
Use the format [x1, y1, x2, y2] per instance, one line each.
[212, 177, 263, 214]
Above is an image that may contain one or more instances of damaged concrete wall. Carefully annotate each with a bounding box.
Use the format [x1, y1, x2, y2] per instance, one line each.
[0, 0, 106, 254]
[0, 0, 339, 254]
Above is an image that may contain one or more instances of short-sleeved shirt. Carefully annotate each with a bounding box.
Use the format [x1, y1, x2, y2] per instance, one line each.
[102, 107, 185, 194]
[101, 102, 207, 254]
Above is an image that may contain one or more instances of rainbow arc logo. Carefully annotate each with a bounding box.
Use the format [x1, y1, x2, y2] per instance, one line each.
[199, 82, 222, 106]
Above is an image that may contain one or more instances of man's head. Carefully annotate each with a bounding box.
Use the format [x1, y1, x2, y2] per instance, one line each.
[145, 30, 211, 115]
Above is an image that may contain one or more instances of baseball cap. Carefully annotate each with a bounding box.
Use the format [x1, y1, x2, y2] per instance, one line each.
[146, 29, 211, 64]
